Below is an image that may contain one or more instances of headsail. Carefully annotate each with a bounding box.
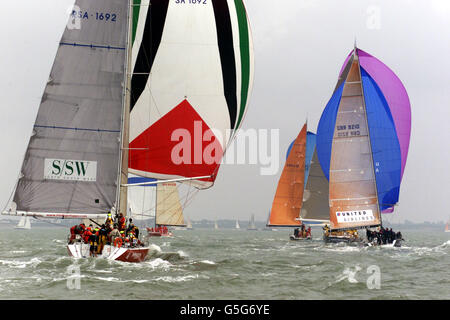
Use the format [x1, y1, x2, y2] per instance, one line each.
[128, 0, 254, 189]
[317, 48, 405, 230]
[267, 124, 307, 227]
[127, 175, 184, 227]
[300, 133, 330, 222]
[127, 175, 157, 220]
[155, 183, 185, 227]
[12, 1, 129, 216]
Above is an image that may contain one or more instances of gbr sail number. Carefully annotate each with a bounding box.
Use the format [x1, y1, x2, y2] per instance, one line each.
[175, 0, 208, 4]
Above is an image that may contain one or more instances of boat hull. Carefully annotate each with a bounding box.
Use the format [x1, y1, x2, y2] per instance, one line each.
[365, 239, 402, 248]
[290, 235, 312, 241]
[67, 243, 149, 263]
[146, 230, 173, 237]
[323, 235, 362, 244]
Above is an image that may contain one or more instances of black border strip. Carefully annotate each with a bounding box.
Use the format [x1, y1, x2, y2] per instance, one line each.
[130, 0, 170, 111]
[212, 0, 238, 129]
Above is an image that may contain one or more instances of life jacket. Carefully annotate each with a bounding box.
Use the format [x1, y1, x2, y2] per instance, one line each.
[83, 230, 92, 243]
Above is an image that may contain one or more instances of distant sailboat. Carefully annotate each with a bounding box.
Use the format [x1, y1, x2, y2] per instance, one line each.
[247, 214, 257, 231]
[445, 220, 450, 233]
[186, 217, 193, 230]
[214, 220, 219, 230]
[15, 216, 31, 230]
[235, 219, 241, 229]
[127, 175, 183, 237]
[316, 46, 411, 247]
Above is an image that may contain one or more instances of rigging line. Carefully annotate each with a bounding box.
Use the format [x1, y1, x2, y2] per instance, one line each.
[60, 42, 126, 51]
[34, 125, 120, 133]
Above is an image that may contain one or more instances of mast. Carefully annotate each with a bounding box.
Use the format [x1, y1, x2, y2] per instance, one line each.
[154, 181, 158, 228]
[117, 0, 134, 219]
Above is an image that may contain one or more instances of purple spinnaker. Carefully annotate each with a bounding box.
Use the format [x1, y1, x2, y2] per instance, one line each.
[339, 49, 411, 213]
[340, 49, 411, 178]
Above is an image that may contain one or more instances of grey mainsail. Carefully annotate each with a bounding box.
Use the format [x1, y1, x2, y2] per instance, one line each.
[13, 1, 129, 215]
[300, 150, 330, 221]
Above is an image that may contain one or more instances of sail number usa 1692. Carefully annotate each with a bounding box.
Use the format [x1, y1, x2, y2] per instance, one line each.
[71, 10, 117, 22]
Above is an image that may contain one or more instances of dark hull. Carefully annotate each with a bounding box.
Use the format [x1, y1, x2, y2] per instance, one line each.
[323, 235, 362, 244]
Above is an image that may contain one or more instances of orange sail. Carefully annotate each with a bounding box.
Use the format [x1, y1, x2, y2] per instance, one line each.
[328, 53, 381, 230]
[267, 124, 307, 227]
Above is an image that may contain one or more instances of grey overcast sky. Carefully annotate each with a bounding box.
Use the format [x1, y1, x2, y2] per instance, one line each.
[0, 1, 449, 223]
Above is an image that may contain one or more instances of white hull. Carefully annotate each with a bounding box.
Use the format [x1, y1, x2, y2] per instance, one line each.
[365, 239, 402, 248]
[67, 243, 149, 263]
[290, 235, 312, 241]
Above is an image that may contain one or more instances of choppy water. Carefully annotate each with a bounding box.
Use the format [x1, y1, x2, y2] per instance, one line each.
[0, 226, 449, 300]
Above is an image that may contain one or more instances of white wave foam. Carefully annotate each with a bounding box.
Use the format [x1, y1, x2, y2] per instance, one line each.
[148, 244, 162, 253]
[94, 276, 120, 282]
[153, 274, 201, 283]
[199, 260, 215, 265]
[147, 258, 172, 270]
[177, 250, 188, 258]
[0, 257, 41, 269]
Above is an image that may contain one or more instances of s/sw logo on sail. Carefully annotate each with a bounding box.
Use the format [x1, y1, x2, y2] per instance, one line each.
[44, 159, 97, 182]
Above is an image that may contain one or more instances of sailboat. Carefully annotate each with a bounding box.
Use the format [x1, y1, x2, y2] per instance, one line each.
[127, 175, 176, 237]
[316, 46, 411, 246]
[4, 0, 254, 262]
[445, 219, 450, 233]
[186, 217, 193, 230]
[214, 220, 219, 230]
[15, 216, 31, 230]
[235, 219, 241, 230]
[267, 123, 329, 240]
[147, 182, 185, 237]
[247, 214, 257, 231]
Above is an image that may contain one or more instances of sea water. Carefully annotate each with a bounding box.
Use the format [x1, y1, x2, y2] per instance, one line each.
[0, 226, 448, 300]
